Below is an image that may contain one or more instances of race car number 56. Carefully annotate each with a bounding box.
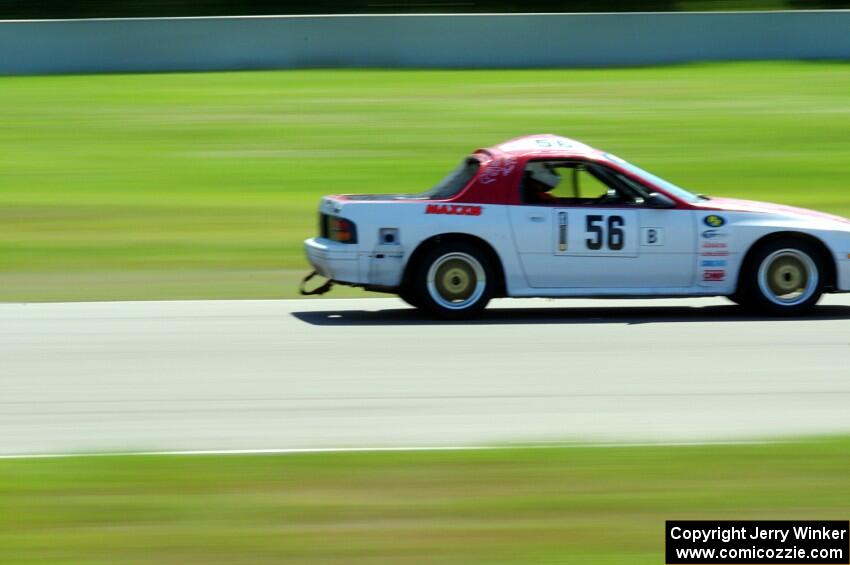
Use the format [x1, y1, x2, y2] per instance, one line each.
[586, 215, 625, 251]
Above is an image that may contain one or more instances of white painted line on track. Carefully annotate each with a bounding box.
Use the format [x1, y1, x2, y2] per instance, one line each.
[0, 440, 774, 460]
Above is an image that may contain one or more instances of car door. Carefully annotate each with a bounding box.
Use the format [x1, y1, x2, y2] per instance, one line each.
[508, 161, 696, 289]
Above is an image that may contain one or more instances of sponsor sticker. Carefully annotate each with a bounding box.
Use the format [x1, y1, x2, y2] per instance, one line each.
[701, 241, 729, 256]
[703, 270, 726, 282]
[558, 211, 568, 251]
[701, 260, 728, 267]
[479, 156, 517, 184]
[425, 204, 482, 216]
[702, 229, 729, 239]
[704, 215, 726, 228]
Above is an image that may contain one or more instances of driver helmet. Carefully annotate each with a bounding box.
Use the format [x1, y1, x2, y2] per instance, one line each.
[525, 162, 561, 192]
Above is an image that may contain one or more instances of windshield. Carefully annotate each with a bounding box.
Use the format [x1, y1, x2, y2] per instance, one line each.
[604, 153, 701, 204]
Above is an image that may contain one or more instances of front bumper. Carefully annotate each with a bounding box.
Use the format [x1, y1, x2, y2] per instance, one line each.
[304, 237, 361, 284]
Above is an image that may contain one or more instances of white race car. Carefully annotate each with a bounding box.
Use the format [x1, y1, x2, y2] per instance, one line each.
[303, 134, 850, 318]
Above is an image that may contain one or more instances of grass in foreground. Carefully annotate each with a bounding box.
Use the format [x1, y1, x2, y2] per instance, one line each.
[2, 438, 850, 564]
[1, 62, 850, 301]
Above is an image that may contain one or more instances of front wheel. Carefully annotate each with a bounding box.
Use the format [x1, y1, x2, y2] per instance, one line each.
[397, 285, 420, 308]
[413, 243, 494, 319]
[737, 238, 824, 315]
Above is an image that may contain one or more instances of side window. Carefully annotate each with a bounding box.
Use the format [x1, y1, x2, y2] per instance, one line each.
[520, 160, 642, 205]
[576, 167, 612, 200]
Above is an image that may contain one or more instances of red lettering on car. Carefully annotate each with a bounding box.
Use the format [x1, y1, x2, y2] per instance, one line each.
[425, 204, 482, 216]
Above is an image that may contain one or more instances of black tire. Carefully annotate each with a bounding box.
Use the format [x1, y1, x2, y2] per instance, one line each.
[725, 291, 749, 308]
[412, 242, 494, 319]
[736, 238, 825, 315]
[397, 285, 420, 308]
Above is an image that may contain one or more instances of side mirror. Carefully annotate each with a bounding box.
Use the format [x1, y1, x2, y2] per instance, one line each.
[645, 192, 676, 209]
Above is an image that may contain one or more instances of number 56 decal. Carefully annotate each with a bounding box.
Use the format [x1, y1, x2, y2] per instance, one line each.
[586, 215, 625, 251]
[553, 209, 637, 257]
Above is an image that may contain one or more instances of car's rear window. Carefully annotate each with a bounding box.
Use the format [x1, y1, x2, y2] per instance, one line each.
[340, 157, 480, 201]
[422, 157, 480, 200]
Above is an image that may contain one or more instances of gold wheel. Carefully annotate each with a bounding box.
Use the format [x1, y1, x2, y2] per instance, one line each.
[757, 248, 818, 307]
[426, 252, 486, 311]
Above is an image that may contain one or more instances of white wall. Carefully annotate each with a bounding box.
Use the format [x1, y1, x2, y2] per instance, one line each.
[1, 11, 848, 75]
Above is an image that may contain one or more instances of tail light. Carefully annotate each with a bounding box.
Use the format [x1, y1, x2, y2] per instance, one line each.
[321, 214, 357, 244]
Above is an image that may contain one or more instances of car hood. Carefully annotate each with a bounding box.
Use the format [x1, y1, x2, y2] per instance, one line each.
[695, 197, 850, 225]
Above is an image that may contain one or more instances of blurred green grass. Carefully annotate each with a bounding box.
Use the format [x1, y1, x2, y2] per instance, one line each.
[2, 438, 849, 564]
[2, 62, 849, 301]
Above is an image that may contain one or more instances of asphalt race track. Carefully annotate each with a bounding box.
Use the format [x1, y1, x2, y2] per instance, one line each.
[3, 296, 850, 456]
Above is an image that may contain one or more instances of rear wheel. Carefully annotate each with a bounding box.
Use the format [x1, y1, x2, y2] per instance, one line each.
[413, 243, 494, 319]
[736, 238, 824, 315]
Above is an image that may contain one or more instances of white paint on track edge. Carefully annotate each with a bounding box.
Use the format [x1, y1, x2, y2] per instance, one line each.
[0, 440, 774, 460]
